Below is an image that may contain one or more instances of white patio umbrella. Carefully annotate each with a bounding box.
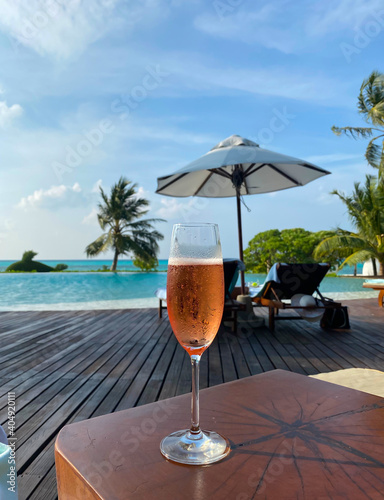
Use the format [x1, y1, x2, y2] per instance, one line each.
[156, 135, 331, 293]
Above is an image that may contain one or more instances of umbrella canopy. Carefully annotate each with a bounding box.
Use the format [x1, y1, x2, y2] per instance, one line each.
[156, 135, 331, 293]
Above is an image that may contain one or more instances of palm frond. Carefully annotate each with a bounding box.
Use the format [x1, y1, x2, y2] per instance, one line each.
[376, 138, 384, 181]
[358, 71, 384, 126]
[314, 234, 368, 259]
[316, 175, 384, 271]
[97, 213, 110, 230]
[365, 135, 384, 169]
[134, 243, 158, 261]
[85, 233, 113, 256]
[99, 187, 110, 208]
[331, 176, 384, 241]
[132, 229, 164, 242]
[126, 218, 166, 230]
[338, 250, 373, 269]
[331, 126, 376, 139]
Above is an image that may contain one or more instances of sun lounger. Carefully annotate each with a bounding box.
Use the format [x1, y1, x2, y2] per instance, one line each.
[155, 288, 167, 319]
[251, 263, 348, 331]
[363, 279, 384, 307]
[155, 259, 246, 333]
[222, 259, 247, 333]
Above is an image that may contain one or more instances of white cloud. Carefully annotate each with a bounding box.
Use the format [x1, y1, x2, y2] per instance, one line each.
[157, 199, 184, 218]
[18, 182, 88, 210]
[305, 153, 363, 164]
[0, 0, 168, 60]
[308, 0, 384, 37]
[104, 44, 352, 106]
[316, 186, 337, 205]
[194, 0, 384, 53]
[165, 54, 346, 105]
[91, 179, 103, 193]
[0, 101, 22, 128]
[134, 125, 218, 145]
[194, 5, 297, 54]
[82, 207, 99, 225]
[0, 218, 14, 240]
[113, 118, 218, 146]
[156, 197, 206, 220]
[135, 186, 151, 199]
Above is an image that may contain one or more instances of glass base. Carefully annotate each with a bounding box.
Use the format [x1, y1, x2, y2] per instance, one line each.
[160, 429, 230, 465]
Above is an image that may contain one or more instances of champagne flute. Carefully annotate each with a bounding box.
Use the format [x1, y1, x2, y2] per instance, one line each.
[160, 223, 230, 465]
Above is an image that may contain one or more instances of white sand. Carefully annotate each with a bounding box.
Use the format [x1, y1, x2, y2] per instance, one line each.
[0, 297, 159, 311]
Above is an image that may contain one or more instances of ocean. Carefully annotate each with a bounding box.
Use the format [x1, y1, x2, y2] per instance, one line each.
[0, 259, 362, 274]
[0, 259, 169, 273]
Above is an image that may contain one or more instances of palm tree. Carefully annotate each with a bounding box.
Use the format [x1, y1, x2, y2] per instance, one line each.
[85, 177, 164, 271]
[332, 71, 384, 179]
[314, 176, 384, 276]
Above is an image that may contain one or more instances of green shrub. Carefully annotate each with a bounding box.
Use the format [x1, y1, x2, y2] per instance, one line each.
[6, 250, 54, 273]
[54, 264, 68, 271]
[6, 260, 53, 272]
[22, 250, 38, 261]
[133, 256, 158, 272]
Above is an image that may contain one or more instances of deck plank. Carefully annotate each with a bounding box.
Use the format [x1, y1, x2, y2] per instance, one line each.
[0, 299, 382, 499]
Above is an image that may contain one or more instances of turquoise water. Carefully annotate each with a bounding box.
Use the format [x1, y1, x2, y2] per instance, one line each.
[0, 272, 167, 306]
[245, 274, 369, 294]
[0, 269, 372, 308]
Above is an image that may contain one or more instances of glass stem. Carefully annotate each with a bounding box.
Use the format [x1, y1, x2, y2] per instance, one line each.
[190, 354, 201, 434]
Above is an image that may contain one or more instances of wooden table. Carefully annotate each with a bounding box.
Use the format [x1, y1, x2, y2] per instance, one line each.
[363, 282, 384, 307]
[55, 370, 384, 499]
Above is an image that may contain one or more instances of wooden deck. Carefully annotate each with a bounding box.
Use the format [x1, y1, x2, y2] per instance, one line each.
[0, 299, 382, 499]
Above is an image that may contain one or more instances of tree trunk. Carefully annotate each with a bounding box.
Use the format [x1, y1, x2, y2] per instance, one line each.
[379, 261, 384, 277]
[372, 258, 377, 277]
[353, 264, 357, 276]
[111, 249, 119, 272]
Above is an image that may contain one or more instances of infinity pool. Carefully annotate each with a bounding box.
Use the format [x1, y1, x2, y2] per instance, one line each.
[0, 272, 375, 310]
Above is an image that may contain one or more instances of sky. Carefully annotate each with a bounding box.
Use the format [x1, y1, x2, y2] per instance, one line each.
[0, 0, 383, 260]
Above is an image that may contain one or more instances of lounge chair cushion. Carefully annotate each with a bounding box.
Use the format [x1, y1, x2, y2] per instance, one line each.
[255, 263, 330, 300]
[155, 288, 167, 301]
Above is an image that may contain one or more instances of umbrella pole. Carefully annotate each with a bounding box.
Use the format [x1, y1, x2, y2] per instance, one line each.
[236, 190, 246, 295]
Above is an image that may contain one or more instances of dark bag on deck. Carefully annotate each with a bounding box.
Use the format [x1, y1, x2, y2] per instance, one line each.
[320, 306, 350, 329]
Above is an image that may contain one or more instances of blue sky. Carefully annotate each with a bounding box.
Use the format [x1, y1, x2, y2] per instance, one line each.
[0, 0, 383, 260]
